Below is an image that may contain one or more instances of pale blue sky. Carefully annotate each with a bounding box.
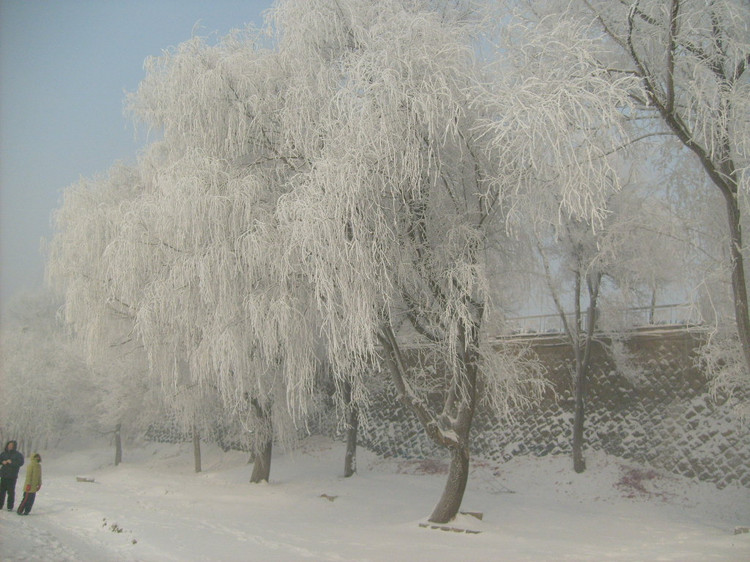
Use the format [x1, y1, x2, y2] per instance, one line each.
[0, 0, 273, 320]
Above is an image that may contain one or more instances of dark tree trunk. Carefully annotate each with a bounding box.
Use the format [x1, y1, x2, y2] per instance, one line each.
[572, 367, 586, 473]
[571, 271, 600, 474]
[428, 445, 470, 524]
[344, 411, 358, 478]
[649, 287, 657, 324]
[114, 423, 122, 466]
[250, 437, 272, 483]
[379, 319, 480, 525]
[193, 425, 202, 473]
[344, 381, 358, 478]
[724, 193, 750, 375]
[570, 270, 586, 474]
[250, 399, 273, 483]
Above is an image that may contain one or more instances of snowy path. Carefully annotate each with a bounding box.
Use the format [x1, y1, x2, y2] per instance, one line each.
[0, 438, 748, 561]
[1, 510, 98, 561]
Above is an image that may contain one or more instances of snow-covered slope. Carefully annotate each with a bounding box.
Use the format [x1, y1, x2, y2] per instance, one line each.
[1, 436, 748, 561]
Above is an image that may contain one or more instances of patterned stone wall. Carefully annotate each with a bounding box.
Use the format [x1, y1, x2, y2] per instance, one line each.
[358, 328, 750, 488]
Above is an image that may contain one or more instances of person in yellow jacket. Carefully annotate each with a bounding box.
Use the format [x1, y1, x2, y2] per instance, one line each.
[16, 453, 41, 515]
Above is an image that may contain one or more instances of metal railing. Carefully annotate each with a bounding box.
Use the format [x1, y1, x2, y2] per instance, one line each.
[505, 303, 701, 336]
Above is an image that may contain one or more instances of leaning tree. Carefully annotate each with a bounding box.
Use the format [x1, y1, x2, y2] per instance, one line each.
[275, 0, 636, 523]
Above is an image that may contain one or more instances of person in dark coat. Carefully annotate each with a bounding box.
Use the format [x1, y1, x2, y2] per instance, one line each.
[0, 440, 25, 511]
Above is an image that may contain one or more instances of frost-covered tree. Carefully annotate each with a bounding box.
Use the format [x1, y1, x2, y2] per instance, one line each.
[0, 290, 97, 451]
[683, 170, 750, 416]
[531, 176, 688, 472]
[273, 0, 638, 523]
[46, 163, 165, 458]
[535, 215, 603, 475]
[525, 0, 750, 383]
[472, 0, 651, 475]
[122, 26, 326, 482]
[46, 162, 143, 355]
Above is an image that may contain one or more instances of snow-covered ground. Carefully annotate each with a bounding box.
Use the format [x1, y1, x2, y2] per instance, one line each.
[1, 436, 748, 561]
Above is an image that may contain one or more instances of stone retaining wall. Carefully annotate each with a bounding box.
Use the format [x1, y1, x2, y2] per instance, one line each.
[358, 328, 750, 488]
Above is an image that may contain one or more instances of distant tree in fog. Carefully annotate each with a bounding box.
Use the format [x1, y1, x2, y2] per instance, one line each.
[0, 290, 96, 450]
[46, 163, 164, 453]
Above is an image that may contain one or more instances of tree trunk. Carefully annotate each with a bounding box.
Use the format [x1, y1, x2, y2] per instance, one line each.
[430, 323, 479, 523]
[250, 437, 272, 483]
[114, 423, 122, 466]
[724, 193, 750, 375]
[649, 287, 657, 324]
[344, 407, 358, 478]
[572, 365, 586, 473]
[250, 399, 273, 483]
[344, 381, 358, 478]
[571, 270, 586, 473]
[571, 271, 600, 474]
[193, 425, 202, 473]
[378, 318, 481, 524]
[428, 445, 470, 524]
